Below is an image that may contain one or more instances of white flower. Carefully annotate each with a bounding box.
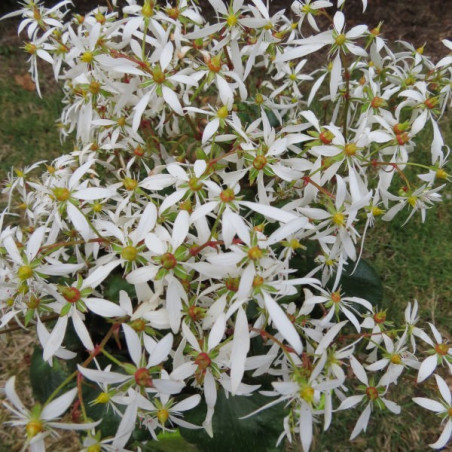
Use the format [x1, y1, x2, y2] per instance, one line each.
[413, 374, 452, 449]
[3, 376, 99, 450]
[417, 323, 452, 383]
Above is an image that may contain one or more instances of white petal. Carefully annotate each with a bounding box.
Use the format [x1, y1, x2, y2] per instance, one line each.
[67, 203, 91, 241]
[43, 316, 68, 362]
[208, 313, 226, 351]
[78, 365, 130, 384]
[172, 394, 201, 412]
[126, 265, 158, 284]
[148, 333, 173, 367]
[230, 307, 250, 395]
[350, 355, 368, 385]
[429, 420, 452, 449]
[73, 188, 116, 200]
[299, 401, 313, 452]
[113, 393, 138, 449]
[167, 279, 183, 333]
[435, 374, 451, 405]
[202, 118, 220, 144]
[83, 260, 121, 289]
[38, 263, 84, 276]
[412, 397, 446, 413]
[263, 291, 302, 354]
[72, 311, 94, 351]
[333, 11, 345, 33]
[330, 53, 342, 99]
[85, 298, 127, 318]
[417, 354, 438, 383]
[132, 203, 157, 243]
[240, 201, 297, 223]
[216, 75, 233, 110]
[41, 388, 77, 420]
[350, 403, 371, 439]
[5, 377, 27, 415]
[338, 395, 365, 411]
[26, 226, 46, 261]
[160, 41, 173, 71]
[172, 210, 189, 249]
[132, 91, 151, 132]
[267, 217, 308, 245]
[162, 86, 183, 115]
[122, 323, 142, 367]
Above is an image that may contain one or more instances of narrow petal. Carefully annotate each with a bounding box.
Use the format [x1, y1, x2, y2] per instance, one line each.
[208, 313, 226, 351]
[230, 308, 250, 395]
[72, 311, 94, 351]
[429, 421, 452, 449]
[148, 333, 173, 367]
[263, 291, 302, 354]
[162, 86, 183, 115]
[41, 388, 77, 420]
[417, 354, 438, 383]
[412, 397, 447, 413]
[85, 298, 127, 318]
[172, 210, 189, 249]
[43, 316, 68, 362]
[122, 323, 142, 367]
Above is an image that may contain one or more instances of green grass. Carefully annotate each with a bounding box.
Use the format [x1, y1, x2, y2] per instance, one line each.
[0, 41, 69, 178]
[0, 30, 451, 452]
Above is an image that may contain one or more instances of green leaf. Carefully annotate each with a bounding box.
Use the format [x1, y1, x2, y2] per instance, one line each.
[181, 390, 284, 452]
[338, 259, 383, 304]
[137, 430, 199, 451]
[30, 347, 71, 404]
[103, 272, 135, 302]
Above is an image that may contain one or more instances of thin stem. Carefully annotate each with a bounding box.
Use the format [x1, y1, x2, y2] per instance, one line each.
[190, 77, 207, 104]
[101, 348, 126, 368]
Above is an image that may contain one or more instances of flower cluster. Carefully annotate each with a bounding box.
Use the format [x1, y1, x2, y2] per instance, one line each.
[1, 0, 451, 450]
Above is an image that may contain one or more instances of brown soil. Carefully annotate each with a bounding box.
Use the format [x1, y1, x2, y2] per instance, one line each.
[2, 0, 451, 58]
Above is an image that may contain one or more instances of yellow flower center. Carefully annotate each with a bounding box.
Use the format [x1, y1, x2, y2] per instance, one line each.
[332, 212, 345, 226]
[226, 14, 238, 27]
[344, 143, 358, 156]
[81, 51, 94, 63]
[26, 420, 44, 438]
[121, 246, 138, 262]
[18, 265, 33, 280]
[390, 354, 402, 365]
[123, 177, 138, 191]
[300, 386, 315, 403]
[335, 33, 347, 46]
[247, 246, 263, 261]
[435, 343, 449, 356]
[217, 106, 229, 119]
[157, 408, 169, 424]
[53, 187, 71, 202]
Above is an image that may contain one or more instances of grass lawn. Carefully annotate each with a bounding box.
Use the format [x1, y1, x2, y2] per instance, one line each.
[0, 22, 451, 452]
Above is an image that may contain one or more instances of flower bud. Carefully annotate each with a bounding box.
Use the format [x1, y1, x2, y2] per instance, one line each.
[366, 386, 379, 401]
[161, 252, 177, 270]
[220, 188, 235, 203]
[60, 286, 81, 303]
